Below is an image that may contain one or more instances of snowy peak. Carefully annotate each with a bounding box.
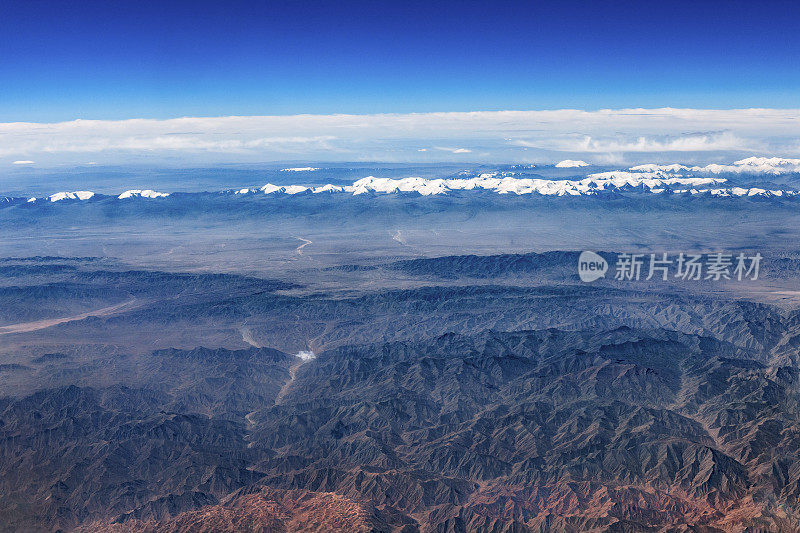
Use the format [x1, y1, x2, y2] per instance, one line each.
[342, 174, 730, 197]
[260, 184, 310, 194]
[118, 189, 170, 199]
[260, 183, 343, 194]
[628, 157, 800, 175]
[11, 157, 800, 205]
[48, 191, 95, 202]
[555, 160, 589, 168]
[350, 176, 448, 196]
[312, 184, 343, 193]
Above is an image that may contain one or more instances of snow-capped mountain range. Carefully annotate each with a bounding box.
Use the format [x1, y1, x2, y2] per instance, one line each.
[14, 157, 800, 203]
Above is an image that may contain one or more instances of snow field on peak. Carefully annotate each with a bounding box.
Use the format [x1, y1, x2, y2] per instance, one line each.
[118, 190, 170, 199]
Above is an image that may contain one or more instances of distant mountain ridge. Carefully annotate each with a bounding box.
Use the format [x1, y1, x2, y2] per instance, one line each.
[5, 157, 800, 204]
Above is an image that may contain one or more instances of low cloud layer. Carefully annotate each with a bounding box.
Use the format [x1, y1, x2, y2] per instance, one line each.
[1, 108, 799, 166]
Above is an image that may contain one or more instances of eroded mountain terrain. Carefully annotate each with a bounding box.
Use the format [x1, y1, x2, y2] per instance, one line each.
[0, 250, 799, 532]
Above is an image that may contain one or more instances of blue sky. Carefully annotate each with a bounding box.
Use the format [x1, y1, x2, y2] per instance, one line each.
[2, 0, 799, 122]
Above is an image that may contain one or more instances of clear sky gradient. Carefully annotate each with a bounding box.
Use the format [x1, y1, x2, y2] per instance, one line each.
[2, 0, 799, 122]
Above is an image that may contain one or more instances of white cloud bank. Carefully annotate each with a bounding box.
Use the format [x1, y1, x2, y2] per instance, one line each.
[1, 109, 799, 165]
